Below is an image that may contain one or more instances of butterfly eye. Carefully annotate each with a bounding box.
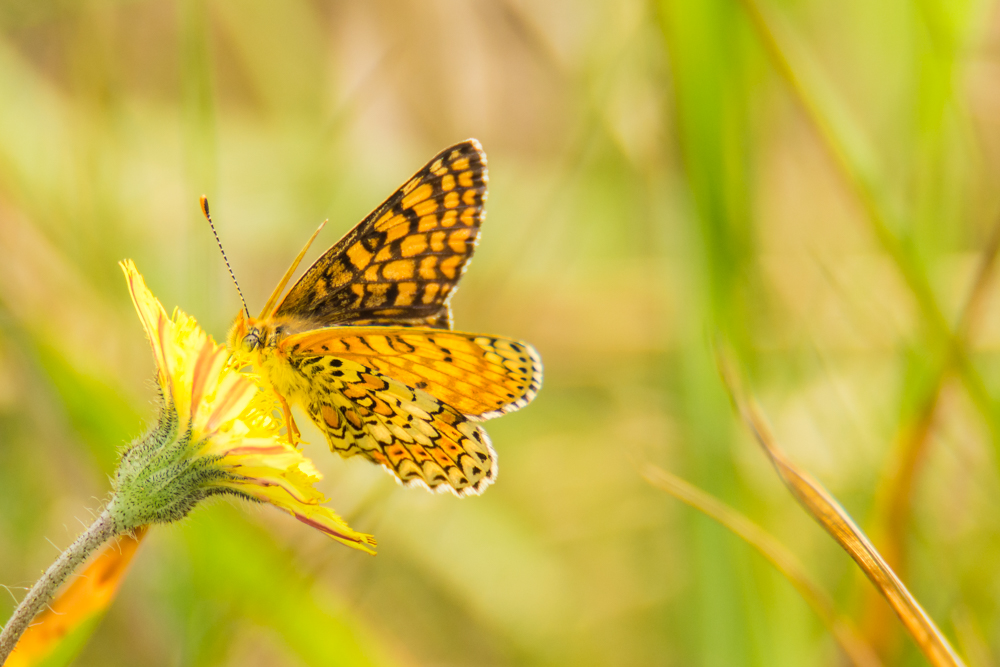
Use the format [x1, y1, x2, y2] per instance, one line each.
[242, 333, 260, 353]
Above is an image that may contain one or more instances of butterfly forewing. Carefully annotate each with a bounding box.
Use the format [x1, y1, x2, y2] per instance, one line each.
[274, 140, 487, 330]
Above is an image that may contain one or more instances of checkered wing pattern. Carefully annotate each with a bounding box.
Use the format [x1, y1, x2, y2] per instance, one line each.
[280, 327, 543, 495]
[231, 140, 543, 496]
[275, 140, 487, 330]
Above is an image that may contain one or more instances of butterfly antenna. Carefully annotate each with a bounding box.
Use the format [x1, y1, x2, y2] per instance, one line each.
[258, 218, 326, 319]
[200, 195, 250, 318]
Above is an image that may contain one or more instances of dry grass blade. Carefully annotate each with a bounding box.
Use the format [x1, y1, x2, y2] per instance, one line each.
[717, 353, 967, 667]
[642, 465, 883, 667]
[6, 527, 147, 667]
[867, 210, 1000, 653]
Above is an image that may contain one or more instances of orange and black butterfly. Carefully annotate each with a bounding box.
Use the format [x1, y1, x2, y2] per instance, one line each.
[209, 140, 542, 497]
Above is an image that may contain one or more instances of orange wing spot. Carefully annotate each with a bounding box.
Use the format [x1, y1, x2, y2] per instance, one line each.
[374, 210, 396, 231]
[371, 397, 394, 417]
[451, 157, 470, 171]
[402, 183, 433, 209]
[448, 228, 472, 252]
[343, 409, 364, 429]
[385, 223, 410, 243]
[350, 283, 365, 307]
[360, 373, 388, 391]
[440, 255, 462, 279]
[364, 265, 380, 282]
[483, 351, 504, 365]
[312, 280, 327, 298]
[460, 207, 477, 226]
[364, 283, 390, 306]
[441, 174, 456, 191]
[370, 450, 388, 465]
[430, 159, 445, 174]
[431, 448, 454, 468]
[458, 170, 474, 187]
[326, 260, 354, 288]
[401, 233, 428, 257]
[413, 199, 438, 217]
[347, 242, 372, 269]
[382, 259, 415, 281]
[419, 256, 438, 279]
[418, 214, 438, 232]
[374, 246, 394, 263]
[422, 282, 441, 304]
[410, 444, 432, 462]
[401, 177, 421, 195]
[396, 281, 417, 306]
[430, 230, 447, 252]
[440, 210, 458, 227]
[321, 405, 341, 428]
[386, 445, 410, 466]
[443, 191, 460, 209]
[343, 384, 368, 400]
[462, 189, 478, 206]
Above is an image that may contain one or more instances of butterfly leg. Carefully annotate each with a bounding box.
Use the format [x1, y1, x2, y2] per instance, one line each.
[278, 392, 301, 445]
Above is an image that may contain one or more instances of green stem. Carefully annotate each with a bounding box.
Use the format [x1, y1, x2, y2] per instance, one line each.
[0, 509, 119, 664]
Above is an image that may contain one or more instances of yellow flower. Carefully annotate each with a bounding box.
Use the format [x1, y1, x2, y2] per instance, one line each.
[116, 260, 375, 554]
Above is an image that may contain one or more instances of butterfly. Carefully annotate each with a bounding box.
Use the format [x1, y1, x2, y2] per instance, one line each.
[216, 139, 542, 497]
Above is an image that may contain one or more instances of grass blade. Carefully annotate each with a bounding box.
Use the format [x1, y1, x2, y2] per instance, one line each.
[718, 351, 967, 667]
[867, 211, 1000, 653]
[735, 0, 997, 442]
[642, 465, 883, 667]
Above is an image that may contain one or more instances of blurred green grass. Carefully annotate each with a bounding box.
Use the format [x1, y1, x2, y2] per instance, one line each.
[1, 0, 999, 665]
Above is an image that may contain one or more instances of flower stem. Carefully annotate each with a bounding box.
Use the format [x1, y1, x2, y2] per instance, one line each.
[0, 509, 119, 664]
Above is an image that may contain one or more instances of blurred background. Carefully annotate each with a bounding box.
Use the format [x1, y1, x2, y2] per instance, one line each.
[1, 0, 999, 665]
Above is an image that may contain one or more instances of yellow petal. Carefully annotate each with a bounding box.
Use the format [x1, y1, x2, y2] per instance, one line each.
[121, 260, 261, 440]
[218, 440, 326, 505]
[214, 439, 376, 553]
[120, 260, 171, 389]
[120, 260, 374, 553]
[286, 504, 377, 554]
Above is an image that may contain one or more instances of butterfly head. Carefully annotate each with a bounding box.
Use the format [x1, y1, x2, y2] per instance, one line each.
[227, 311, 264, 354]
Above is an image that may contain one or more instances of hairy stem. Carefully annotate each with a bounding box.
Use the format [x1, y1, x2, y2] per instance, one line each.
[0, 509, 119, 664]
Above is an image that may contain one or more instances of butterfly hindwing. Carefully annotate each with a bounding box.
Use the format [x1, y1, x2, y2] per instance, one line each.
[282, 327, 543, 420]
[274, 140, 488, 330]
[290, 356, 497, 495]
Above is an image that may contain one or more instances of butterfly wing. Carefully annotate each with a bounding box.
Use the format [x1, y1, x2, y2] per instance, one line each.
[273, 140, 488, 330]
[301, 364, 498, 496]
[285, 327, 543, 419]
[278, 327, 543, 495]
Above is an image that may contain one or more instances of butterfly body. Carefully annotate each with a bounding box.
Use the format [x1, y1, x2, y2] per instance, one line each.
[227, 140, 542, 496]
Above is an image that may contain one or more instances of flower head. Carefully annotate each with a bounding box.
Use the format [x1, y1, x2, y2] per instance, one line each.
[112, 260, 375, 554]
